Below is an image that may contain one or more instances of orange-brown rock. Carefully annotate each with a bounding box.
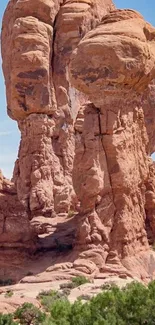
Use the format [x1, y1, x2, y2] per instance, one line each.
[1, 0, 114, 216]
[69, 9, 155, 278]
[0, 170, 35, 248]
[2, 2, 155, 283]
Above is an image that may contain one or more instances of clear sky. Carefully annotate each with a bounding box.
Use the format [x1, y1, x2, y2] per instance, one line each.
[0, 0, 155, 178]
[0, 1, 20, 178]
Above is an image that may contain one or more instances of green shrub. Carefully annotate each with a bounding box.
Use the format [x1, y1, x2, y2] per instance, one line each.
[2, 281, 155, 325]
[60, 276, 90, 292]
[0, 314, 17, 325]
[14, 302, 45, 325]
[37, 290, 68, 312]
[61, 288, 71, 296]
[60, 283, 74, 290]
[41, 281, 155, 325]
[101, 282, 117, 291]
[71, 276, 90, 288]
[78, 294, 91, 301]
[69, 300, 91, 325]
[48, 299, 71, 325]
[67, 211, 75, 218]
[5, 290, 14, 298]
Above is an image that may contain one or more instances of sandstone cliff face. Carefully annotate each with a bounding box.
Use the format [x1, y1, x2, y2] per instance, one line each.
[0, 170, 34, 248]
[1, 2, 155, 281]
[69, 9, 155, 277]
[1, 0, 114, 216]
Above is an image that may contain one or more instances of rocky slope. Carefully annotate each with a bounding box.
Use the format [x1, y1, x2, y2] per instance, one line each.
[1, 0, 155, 285]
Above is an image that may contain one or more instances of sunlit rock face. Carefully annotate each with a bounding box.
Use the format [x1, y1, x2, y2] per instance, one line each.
[2, 2, 155, 281]
[69, 9, 155, 278]
[1, 0, 114, 216]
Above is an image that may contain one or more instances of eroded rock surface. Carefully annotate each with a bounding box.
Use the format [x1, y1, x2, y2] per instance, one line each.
[69, 9, 155, 278]
[1, 2, 155, 282]
[0, 170, 35, 248]
[1, 0, 114, 216]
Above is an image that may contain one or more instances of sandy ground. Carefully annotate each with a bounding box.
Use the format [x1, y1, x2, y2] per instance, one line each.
[0, 275, 135, 313]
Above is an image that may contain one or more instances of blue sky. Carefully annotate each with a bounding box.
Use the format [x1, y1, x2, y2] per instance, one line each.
[0, 1, 20, 178]
[0, 0, 155, 178]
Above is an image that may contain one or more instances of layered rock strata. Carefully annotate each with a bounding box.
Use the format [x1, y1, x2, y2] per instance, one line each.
[69, 9, 155, 277]
[1, 0, 114, 216]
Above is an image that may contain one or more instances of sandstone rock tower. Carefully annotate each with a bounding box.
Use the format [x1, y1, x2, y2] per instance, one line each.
[1, 1, 155, 280]
[1, 0, 114, 217]
[69, 9, 155, 277]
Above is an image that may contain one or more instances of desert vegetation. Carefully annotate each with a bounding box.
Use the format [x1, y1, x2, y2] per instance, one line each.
[1, 281, 155, 324]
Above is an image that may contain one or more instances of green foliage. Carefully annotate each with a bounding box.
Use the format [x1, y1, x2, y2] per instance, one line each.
[59, 283, 74, 290]
[3, 281, 155, 325]
[37, 289, 61, 301]
[101, 282, 117, 291]
[5, 290, 14, 298]
[67, 211, 75, 218]
[69, 299, 92, 325]
[60, 276, 90, 291]
[37, 290, 68, 312]
[0, 314, 17, 325]
[61, 288, 71, 296]
[71, 276, 90, 288]
[14, 302, 45, 325]
[48, 299, 71, 325]
[78, 294, 91, 301]
[41, 281, 155, 325]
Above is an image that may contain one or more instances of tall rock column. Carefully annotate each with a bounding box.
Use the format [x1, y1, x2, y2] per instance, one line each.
[1, 0, 114, 217]
[69, 10, 155, 277]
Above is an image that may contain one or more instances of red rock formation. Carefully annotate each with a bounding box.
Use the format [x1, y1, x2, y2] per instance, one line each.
[1, 0, 114, 216]
[1, 2, 155, 281]
[69, 9, 155, 278]
[0, 170, 35, 248]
